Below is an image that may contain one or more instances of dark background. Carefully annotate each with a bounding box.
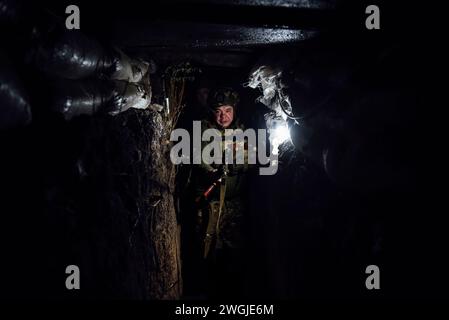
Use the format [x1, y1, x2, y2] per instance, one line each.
[0, 0, 443, 301]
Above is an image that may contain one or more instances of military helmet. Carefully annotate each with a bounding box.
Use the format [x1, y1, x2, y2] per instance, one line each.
[208, 87, 240, 110]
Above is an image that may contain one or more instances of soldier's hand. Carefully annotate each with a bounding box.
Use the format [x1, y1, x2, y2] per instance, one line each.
[215, 165, 229, 177]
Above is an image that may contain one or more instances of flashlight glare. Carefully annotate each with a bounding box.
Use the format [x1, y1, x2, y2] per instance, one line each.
[270, 123, 291, 155]
[273, 125, 290, 144]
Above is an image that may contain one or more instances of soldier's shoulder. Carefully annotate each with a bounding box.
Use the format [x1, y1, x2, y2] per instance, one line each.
[201, 119, 217, 130]
[233, 119, 245, 130]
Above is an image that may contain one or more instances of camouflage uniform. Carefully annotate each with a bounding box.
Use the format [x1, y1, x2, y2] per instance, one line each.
[195, 118, 250, 255]
[192, 86, 249, 254]
[189, 87, 252, 297]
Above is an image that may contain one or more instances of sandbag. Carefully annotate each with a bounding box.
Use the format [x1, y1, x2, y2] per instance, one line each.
[33, 29, 149, 82]
[51, 79, 114, 120]
[108, 80, 151, 116]
[33, 29, 113, 80]
[0, 51, 32, 129]
[51, 79, 151, 120]
[106, 48, 149, 83]
[34, 30, 112, 79]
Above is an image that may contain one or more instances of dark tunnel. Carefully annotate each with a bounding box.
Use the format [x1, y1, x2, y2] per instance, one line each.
[0, 0, 443, 303]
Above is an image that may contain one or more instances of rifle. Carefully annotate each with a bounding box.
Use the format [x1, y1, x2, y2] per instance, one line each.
[195, 166, 228, 204]
[195, 166, 228, 258]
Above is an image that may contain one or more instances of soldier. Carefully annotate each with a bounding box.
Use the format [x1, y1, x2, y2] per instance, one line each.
[193, 87, 251, 298]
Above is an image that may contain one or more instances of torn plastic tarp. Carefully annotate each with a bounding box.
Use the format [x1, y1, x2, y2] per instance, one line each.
[108, 80, 152, 116]
[246, 65, 296, 153]
[246, 65, 297, 120]
[247, 65, 281, 107]
[107, 48, 149, 83]
[247, 64, 301, 122]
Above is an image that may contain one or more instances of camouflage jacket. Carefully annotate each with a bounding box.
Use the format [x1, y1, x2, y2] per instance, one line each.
[195, 118, 250, 201]
[194, 118, 251, 249]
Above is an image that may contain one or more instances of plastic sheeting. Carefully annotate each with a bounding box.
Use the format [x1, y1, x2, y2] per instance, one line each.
[107, 48, 149, 83]
[33, 30, 112, 80]
[247, 65, 295, 154]
[0, 51, 32, 129]
[31, 28, 153, 120]
[108, 80, 152, 115]
[51, 80, 151, 120]
[33, 30, 149, 83]
[247, 65, 296, 120]
[1, 4, 153, 124]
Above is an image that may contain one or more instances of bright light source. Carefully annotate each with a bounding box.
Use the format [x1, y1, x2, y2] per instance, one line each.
[273, 124, 291, 144]
[269, 122, 291, 155]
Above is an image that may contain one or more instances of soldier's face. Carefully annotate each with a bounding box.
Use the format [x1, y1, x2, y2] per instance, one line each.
[214, 105, 234, 128]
